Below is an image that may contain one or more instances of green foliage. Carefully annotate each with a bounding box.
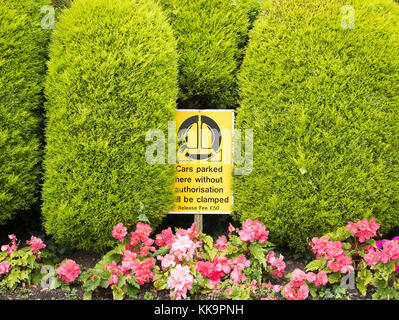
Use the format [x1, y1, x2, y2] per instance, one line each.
[143, 291, 155, 300]
[324, 226, 352, 242]
[42, 0, 178, 251]
[51, 0, 73, 9]
[304, 222, 399, 299]
[0, 0, 51, 225]
[81, 243, 143, 300]
[367, 261, 399, 299]
[157, 0, 250, 108]
[0, 246, 58, 291]
[234, 0, 399, 251]
[235, 0, 262, 27]
[314, 285, 349, 300]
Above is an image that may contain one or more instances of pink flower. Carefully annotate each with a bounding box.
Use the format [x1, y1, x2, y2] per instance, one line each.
[2, 234, 18, 255]
[140, 246, 150, 257]
[364, 248, 380, 266]
[283, 283, 309, 300]
[267, 251, 286, 277]
[382, 240, 399, 260]
[170, 235, 197, 261]
[365, 240, 399, 266]
[175, 223, 197, 241]
[195, 261, 216, 279]
[135, 222, 152, 239]
[26, 236, 46, 254]
[290, 268, 306, 287]
[214, 255, 233, 274]
[346, 218, 380, 243]
[273, 285, 282, 293]
[310, 237, 352, 273]
[250, 280, 258, 290]
[57, 260, 81, 283]
[108, 274, 118, 285]
[283, 283, 296, 300]
[167, 264, 195, 300]
[130, 222, 152, 246]
[122, 250, 139, 270]
[305, 272, 317, 283]
[112, 223, 128, 243]
[228, 224, 236, 236]
[158, 254, 176, 270]
[215, 236, 228, 251]
[327, 253, 352, 273]
[155, 227, 175, 247]
[107, 261, 124, 274]
[238, 219, 269, 244]
[233, 255, 250, 269]
[172, 235, 192, 252]
[314, 271, 328, 286]
[309, 237, 330, 258]
[0, 261, 10, 275]
[325, 241, 343, 258]
[297, 284, 309, 300]
[133, 258, 155, 285]
[230, 267, 246, 283]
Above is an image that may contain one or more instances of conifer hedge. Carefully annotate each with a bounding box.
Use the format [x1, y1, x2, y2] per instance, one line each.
[234, 0, 399, 251]
[0, 0, 50, 225]
[157, 0, 250, 108]
[42, 0, 178, 251]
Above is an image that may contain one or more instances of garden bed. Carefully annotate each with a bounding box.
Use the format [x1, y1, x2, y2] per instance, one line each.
[0, 249, 375, 300]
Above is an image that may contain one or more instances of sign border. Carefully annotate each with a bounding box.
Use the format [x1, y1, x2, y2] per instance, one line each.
[168, 109, 235, 215]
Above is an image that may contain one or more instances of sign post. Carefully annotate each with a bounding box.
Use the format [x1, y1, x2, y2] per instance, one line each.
[169, 110, 234, 233]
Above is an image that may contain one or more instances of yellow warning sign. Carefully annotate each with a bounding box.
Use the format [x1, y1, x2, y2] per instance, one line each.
[170, 110, 234, 214]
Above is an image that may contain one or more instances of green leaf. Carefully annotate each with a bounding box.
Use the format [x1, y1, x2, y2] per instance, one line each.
[249, 243, 266, 268]
[31, 269, 43, 285]
[83, 277, 100, 292]
[230, 285, 251, 300]
[305, 259, 326, 272]
[124, 284, 139, 299]
[152, 246, 169, 258]
[309, 285, 318, 298]
[96, 244, 124, 266]
[154, 277, 168, 291]
[358, 268, 373, 286]
[6, 269, 22, 291]
[327, 272, 341, 284]
[202, 235, 213, 248]
[127, 277, 140, 289]
[117, 275, 126, 288]
[323, 226, 352, 242]
[356, 278, 367, 296]
[83, 291, 92, 300]
[137, 213, 150, 224]
[49, 276, 62, 290]
[112, 285, 124, 300]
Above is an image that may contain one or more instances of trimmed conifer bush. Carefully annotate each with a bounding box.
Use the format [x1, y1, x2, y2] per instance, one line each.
[0, 0, 50, 225]
[157, 0, 250, 108]
[235, 0, 262, 27]
[234, 0, 399, 252]
[43, 0, 178, 251]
